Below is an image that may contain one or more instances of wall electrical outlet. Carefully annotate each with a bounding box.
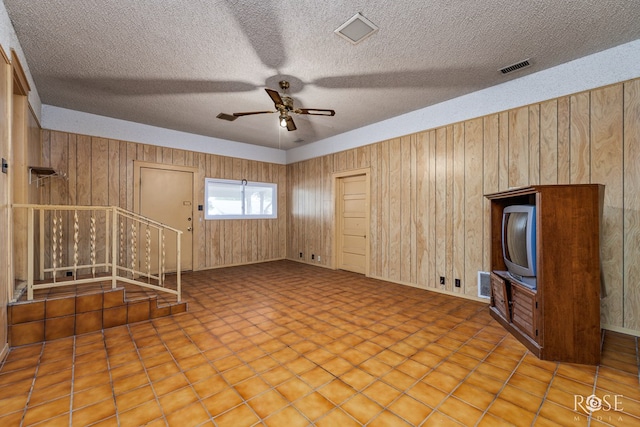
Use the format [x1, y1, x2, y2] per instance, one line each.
[455, 279, 461, 288]
[299, 252, 303, 258]
[439, 276, 445, 285]
[317, 256, 321, 262]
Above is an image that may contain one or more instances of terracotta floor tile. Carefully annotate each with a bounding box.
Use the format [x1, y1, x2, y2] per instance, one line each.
[151, 372, 190, 396]
[264, 406, 309, 427]
[452, 382, 497, 409]
[0, 393, 29, 415]
[422, 370, 460, 393]
[192, 374, 230, 399]
[117, 400, 163, 427]
[261, 366, 294, 387]
[71, 398, 116, 427]
[114, 385, 156, 413]
[183, 363, 217, 383]
[72, 383, 113, 410]
[388, 394, 433, 425]
[213, 402, 259, 427]
[164, 402, 210, 427]
[3, 263, 640, 427]
[293, 391, 335, 421]
[112, 371, 150, 395]
[341, 393, 383, 424]
[202, 387, 243, 417]
[247, 389, 288, 418]
[315, 408, 361, 427]
[439, 396, 484, 426]
[276, 377, 313, 402]
[221, 364, 255, 385]
[369, 409, 412, 427]
[488, 398, 537, 427]
[362, 380, 402, 407]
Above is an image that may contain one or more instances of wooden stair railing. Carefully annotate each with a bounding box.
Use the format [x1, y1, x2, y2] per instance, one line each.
[13, 204, 182, 302]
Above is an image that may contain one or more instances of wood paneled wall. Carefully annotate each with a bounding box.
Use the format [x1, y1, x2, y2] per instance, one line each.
[40, 131, 287, 270]
[287, 78, 640, 334]
[0, 48, 11, 357]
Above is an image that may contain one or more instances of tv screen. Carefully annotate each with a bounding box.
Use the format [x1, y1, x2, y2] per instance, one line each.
[502, 205, 537, 288]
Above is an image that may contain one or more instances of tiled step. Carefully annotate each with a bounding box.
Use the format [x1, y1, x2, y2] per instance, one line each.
[7, 288, 187, 346]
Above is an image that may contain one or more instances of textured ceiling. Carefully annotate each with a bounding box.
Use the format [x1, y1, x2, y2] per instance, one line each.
[5, 0, 640, 150]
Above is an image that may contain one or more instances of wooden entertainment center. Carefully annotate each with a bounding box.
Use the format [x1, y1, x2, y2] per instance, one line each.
[485, 184, 604, 365]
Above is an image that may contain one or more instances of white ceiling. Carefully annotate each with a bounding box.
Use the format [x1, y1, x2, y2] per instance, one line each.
[5, 0, 640, 150]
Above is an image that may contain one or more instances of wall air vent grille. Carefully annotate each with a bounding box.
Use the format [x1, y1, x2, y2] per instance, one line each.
[478, 271, 491, 299]
[499, 59, 531, 75]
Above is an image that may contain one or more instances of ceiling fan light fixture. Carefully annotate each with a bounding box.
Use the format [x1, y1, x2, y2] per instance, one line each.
[279, 114, 288, 128]
[335, 12, 378, 45]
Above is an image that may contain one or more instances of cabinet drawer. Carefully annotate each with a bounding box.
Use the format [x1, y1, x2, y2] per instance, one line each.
[511, 284, 538, 340]
[490, 273, 510, 320]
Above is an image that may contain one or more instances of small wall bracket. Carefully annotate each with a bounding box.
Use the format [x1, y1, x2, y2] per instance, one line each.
[28, 166, 67, 187]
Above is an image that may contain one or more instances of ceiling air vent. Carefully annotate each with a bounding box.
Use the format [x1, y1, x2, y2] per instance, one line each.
[217, 113, 237, 122]
[335, 13, 379, 45]
[499, 59, 531, 75]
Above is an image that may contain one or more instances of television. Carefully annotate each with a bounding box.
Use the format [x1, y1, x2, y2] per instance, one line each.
[502, 205, 537, 289]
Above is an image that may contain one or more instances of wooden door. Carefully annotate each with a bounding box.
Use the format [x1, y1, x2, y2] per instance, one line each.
[138, 166, 194, 272]
[337, 174, 368, 274]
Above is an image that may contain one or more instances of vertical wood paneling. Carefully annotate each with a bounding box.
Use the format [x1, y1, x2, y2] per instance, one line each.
[388, 138, 401, 281]
[380, 140, 390, 278]
[540, 100, 558, 184]
[445, 126, 454, 292]
[108, 140, 119, 206]
[415, 131, 428, 287]
[591, 84, 624, 327]
[483, 115, 499, 272]
[528, 105, 540, 185]
[369, 144, 378, 277]
[557, 96, 571, 184]
[464, 118, 483, 297]
[38, 131, 286, 272]
[435, 128, 447, 289]
[452, 123, 465, 293]
[624, 79, 640, 331]
[498, 112, 509, 191]
[570, 92, 591, 184]
[400, 136, 411, 283]
[427, 131, 437, 288]
[509, 106, 529, 188]
[410, 135, 418, 284]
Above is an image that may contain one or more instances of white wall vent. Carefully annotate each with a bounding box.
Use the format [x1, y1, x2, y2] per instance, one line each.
[478, 271, 491, 299]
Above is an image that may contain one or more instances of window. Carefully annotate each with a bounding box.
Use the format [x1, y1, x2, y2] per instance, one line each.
[204, 178, 277, 219]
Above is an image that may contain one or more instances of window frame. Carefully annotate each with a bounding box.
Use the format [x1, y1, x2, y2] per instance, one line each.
[204, 178, 277, 220]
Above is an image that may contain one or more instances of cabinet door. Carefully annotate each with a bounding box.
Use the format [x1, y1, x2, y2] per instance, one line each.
[511, 284, 538, 341]
[490, 273, 510, 320]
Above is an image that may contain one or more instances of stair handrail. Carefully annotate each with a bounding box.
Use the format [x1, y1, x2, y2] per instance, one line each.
[13, 204, 182, 302]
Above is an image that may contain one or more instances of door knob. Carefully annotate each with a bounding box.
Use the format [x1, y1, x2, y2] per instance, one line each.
[187, 227, 192, 232]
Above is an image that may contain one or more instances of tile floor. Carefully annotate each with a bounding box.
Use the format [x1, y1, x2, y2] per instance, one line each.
[0, 260, 639, 426]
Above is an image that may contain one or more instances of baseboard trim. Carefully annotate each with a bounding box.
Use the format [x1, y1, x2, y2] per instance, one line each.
[601, 323, 640, 337]
[366, 274, 489, 303]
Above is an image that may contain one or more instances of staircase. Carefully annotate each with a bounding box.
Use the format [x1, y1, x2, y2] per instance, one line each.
[9, 204, 189, 346]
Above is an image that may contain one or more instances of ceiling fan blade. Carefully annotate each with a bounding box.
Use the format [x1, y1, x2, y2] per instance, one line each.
[233, 111, 275, 117]
[286, 116, 297, 131]
[296, 108, 336, 116]
[266, 88, 284, 107]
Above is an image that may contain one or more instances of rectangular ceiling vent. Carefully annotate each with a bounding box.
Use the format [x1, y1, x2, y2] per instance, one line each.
[335, 13, 379, 45]
[499, 59, 531, 75]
